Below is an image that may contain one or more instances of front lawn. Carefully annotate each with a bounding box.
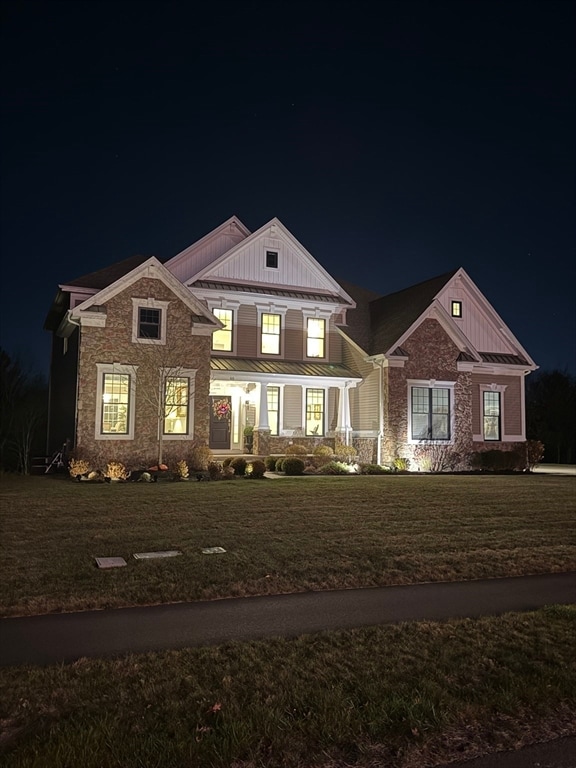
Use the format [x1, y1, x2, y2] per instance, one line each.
[1, 607, 574, 767]
[0, 473, 574, 616]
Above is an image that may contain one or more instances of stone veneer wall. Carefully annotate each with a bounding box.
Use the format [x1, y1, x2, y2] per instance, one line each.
[380, 319, 473, 465]
[75, 277, 212, 466]
[254, 431, 335, 457]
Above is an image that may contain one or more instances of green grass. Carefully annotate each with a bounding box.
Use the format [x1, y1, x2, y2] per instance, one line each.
[1, 474, 575, 616]
[1, 607, 575, 767]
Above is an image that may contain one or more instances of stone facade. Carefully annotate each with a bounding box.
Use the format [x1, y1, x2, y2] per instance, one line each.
[75, 277, 212, 466]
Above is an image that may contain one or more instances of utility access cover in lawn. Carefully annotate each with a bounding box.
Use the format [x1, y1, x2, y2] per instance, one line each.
[133, 551, 182, 560]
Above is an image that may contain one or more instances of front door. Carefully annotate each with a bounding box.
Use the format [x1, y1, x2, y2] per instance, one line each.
[209, 396, 231, 450]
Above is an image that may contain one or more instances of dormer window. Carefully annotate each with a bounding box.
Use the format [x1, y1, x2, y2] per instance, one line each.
[451, 301, 462, 318]
[266, 251, 278, 269]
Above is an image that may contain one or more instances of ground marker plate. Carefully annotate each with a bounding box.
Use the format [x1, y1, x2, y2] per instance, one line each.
[133, 550, 182, 560]
[95, 557, 127, 569]
[202, 546, 226, 555]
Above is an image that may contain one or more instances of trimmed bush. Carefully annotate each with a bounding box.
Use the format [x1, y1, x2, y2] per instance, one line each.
[360, 463, 389, 475]
[283, 457, 305, 475]
[230, 457, 247, 476]
[248, 459, 266, 479]
[222, 457, 233, 468]
[275, 458, 286, 472]
[334, 444, 358, 463]
[207, 461, 222, 480]
[265, 456, 277, 471]
[470, 449, 524, 471]
[312, 444, 333, 467]
[187, 442, 213, 471]
[286, 444, 308, 456]
[316, 460, 351, 475]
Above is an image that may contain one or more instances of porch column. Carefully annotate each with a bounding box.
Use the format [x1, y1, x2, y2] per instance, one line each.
[336, 383, 352, 445]
[256, 381, 270, 431]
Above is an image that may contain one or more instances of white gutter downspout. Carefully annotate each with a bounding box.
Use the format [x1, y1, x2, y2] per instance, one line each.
[377, 357, 384, 466]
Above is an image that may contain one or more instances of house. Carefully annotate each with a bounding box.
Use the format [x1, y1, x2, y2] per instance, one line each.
[44, 216, 537, 468]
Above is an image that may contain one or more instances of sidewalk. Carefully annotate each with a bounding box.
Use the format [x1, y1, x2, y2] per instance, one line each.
[1, 572, 574, 668]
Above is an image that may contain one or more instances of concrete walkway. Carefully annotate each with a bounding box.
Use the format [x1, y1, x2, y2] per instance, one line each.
[1, 572, 574, 668]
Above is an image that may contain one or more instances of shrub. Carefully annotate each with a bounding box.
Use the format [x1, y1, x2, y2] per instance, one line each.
[174, 460, 189, 479]
[265, 456, 277, 471]
[312, 444, 333, 466]
[470, 449, 524, 471]
[525, 439, 545, 471]
[106, 461, 128, 480]
[207, 461, 222, 480]
[316, 460, 352, 475]
[393, 457, 410, 471]
[286, 443, 308, 456]
[222, 466, 235, 479]
[360, 463, 389, 475]
[275, 458, 286, 472]
[230, 457, 247, 476]
[248, 459, 266, 479]
[283, 457, 305, 475]
[69, 458, 90, 477]
[188, 443, 213, 471]
[334, 444, 358, 464]
[222, 457, 233, 468]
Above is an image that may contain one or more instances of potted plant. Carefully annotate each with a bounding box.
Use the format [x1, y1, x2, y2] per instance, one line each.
[243, 425, 254, 454]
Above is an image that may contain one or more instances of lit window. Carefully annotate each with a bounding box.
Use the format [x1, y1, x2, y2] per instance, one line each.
[451, 301, 462, 318]
[306, 318, 325, 358]
[261, 313, 281, 355]
[483, 391, 501, 441]
[411, 386, 451, 441]
[138, 308, 161, 339]
[164, 377, 189, 434]
[267, 386, 280, 435]
[306, 388, 324, 436]
[212, 308, 233, 352]
[101, 373, 130, 434]
[266, 251, 278, 268]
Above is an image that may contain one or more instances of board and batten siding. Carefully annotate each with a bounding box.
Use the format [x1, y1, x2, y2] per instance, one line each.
[208, 237, 333, 291]
[436, 282, 515, 355]
[168, 230, 246, 283]
[471, 373, 523, 438]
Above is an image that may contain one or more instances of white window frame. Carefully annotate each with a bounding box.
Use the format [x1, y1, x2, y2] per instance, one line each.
[474, 384, 507, 442]
[131, 298, 169, 345]
[208, 303, 238, 354]
[407, 379, 455, 445]
[162, 368, 197, 440]
[267, 385, 281, 436]
[304, 387, 326, 437]
[303, 311, 331, 360]
[257, 306, 287, 357]
[95, 363, 137, 441]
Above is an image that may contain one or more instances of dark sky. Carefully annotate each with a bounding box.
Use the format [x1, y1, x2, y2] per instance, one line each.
[1, 0, 574, 377]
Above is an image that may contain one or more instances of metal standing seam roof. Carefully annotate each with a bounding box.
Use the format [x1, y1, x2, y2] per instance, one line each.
[210, 357, 362, 379]
[479, 352, 529, 365]
[193, 280, 351, 304]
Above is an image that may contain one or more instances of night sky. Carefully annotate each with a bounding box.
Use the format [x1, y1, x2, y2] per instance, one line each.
[1, 0, 574, 377]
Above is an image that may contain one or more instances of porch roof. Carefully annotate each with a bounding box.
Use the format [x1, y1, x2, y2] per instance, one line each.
[210, 357, 361, 379]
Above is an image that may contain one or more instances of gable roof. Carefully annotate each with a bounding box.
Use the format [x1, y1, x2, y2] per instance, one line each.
[61, 253, 160, 290]
[70, 257, 219, 328]
[338, 271, 459, 355]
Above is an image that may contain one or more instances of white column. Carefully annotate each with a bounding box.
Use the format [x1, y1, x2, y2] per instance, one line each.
[256, 381, 270, 431]
[336, 383, 352, 444]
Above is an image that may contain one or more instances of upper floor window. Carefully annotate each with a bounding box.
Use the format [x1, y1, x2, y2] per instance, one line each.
[164, 377, 190, 435]
[411, 386, 451, 441]
[212, 308, 233, 352]
[306, 318, 325, 358]
[261, 313, 281, 355]
[451, 301, 462, 318]
[266, 250, 278, 268]
[138, 308, 161, 339]
[306, 388, 325, 436]
[483, 391, 501, 441]
[131, 299, 169, 345]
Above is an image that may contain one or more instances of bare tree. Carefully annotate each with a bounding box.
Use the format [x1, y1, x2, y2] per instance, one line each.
[128, 340, 196, 465]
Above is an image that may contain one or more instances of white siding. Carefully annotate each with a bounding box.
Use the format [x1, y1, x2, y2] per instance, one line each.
[167, 231, 247, 283]
[207, 234, 334, 291]
[437, 279, 515, 354]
